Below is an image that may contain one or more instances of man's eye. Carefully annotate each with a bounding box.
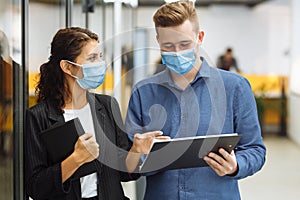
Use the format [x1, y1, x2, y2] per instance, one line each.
[163, 44, 173, 49]
[180, 42, 192, 47]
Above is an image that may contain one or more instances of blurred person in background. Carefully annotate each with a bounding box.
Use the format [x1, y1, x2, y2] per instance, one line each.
[217, 47, 241, 72]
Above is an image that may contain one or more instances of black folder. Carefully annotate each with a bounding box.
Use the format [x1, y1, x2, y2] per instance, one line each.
[40, 118, 97, 179]
[139, 133, 242, 173]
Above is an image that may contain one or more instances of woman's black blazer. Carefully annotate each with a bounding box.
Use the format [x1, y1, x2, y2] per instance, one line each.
[25, 93, 139, 200]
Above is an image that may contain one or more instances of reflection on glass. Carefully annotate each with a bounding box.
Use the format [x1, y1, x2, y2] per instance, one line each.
[0, 25, 14, 200]
[0, 0, 22, 198]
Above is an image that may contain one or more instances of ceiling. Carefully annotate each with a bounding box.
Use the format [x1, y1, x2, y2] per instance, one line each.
[31, 0, 270, 8]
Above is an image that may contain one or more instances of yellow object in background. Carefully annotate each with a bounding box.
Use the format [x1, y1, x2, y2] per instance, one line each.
[239, 73, 288, 126]
[239, 73, 288, 97]
[29, 71, 115, 95]
[28, 72, 288, 126]
[28, 71, 116, 107]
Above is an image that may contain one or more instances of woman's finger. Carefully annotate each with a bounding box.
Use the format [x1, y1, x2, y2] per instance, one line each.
[79, 133, 93, 141]
[154, 136, 171, 140]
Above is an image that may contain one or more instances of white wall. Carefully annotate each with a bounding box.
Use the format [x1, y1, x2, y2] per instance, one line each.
[288, 0, 300, 145]
[29, 0, 291, 76]
[289, 94, 300, 145]
[29, 3, 63, 72]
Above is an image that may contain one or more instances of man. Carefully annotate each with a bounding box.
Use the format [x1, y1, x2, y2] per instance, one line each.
[125, 1, 266, 199]
[217, 47, 241, 72]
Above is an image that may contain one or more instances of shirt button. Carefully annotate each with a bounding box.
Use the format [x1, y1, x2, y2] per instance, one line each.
[179, 186, 184, 190]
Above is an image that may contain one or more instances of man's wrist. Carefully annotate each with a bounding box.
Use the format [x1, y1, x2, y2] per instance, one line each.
[227, 164, 239, 177]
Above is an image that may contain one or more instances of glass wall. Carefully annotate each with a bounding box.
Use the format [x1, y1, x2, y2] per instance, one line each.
[0, 0, 24, 199]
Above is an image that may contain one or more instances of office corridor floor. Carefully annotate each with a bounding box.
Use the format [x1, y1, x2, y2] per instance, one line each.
[239, 135, 300, 200]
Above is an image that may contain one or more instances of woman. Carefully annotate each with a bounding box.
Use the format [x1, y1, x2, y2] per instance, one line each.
[25, 27, 166, 200]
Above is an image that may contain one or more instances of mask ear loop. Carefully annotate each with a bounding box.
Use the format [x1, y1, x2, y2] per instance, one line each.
[65, 60, 83, 79]
[66, 60, 83, 67]
[193, 35, 201, 60]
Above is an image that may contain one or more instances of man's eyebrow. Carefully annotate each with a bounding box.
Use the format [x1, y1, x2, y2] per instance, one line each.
[162, 40, 193, 45]
[161, 42, 173, 45]
[179, 40, 193, 43]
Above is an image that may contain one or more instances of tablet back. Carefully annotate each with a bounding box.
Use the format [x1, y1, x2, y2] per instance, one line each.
[139, 134, 241, 173]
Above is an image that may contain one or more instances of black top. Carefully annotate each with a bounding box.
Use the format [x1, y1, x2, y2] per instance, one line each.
[25, 93, 139, 200]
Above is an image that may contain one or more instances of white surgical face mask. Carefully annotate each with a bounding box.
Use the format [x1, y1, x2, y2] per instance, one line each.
[66, 60, 106, 89]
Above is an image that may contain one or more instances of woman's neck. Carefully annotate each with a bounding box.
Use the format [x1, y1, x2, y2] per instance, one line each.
[63, 86, 88, 110]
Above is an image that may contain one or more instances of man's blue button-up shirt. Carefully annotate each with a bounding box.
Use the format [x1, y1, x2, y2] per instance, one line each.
[125, 58, 266, 200]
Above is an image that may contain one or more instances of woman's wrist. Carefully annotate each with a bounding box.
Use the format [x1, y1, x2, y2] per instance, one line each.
[129, 144, 143, 154]
[61, 153, 81, 182]
[126, 146, 143, 173]
[70, 152, 84, 168]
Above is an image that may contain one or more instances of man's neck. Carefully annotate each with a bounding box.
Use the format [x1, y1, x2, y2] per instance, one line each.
[171, 58, 202, 90]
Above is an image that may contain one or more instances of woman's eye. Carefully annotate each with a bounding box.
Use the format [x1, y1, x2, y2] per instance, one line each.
[88, 56, 97, 62]
[87, 53, 102, 62]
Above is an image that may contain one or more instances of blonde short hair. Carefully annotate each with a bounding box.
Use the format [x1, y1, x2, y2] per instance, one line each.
[153, 0, 199, 33]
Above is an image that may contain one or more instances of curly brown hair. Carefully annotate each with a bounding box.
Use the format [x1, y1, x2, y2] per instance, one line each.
[36, 27, 98, 112]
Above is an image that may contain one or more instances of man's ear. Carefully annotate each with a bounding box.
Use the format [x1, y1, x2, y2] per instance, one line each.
[156, 34, 159, 43]
[197, 31, 205, 44]
[60, 60, 71, 74]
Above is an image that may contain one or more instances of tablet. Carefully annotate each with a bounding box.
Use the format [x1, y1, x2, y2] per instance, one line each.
[139, 133, 241, 173]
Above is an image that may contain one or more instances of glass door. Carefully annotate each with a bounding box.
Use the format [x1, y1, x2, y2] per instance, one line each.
[0, 0, 25, 199]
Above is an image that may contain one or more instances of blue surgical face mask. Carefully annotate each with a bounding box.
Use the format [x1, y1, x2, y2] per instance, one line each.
[67, 60, 106, 89]
[161, 46, 197, 75]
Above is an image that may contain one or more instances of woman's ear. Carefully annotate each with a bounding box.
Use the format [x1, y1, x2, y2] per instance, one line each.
[60, 60, 71, 74]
